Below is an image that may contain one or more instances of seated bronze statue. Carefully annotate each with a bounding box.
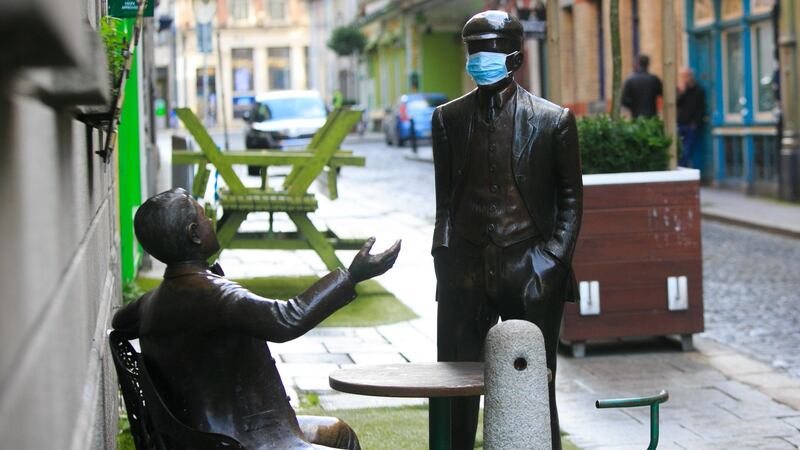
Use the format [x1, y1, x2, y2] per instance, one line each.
[113, 188, 401, 449]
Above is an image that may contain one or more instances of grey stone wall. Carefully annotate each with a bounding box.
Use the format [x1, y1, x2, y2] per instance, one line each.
[0, 0, 121, 449]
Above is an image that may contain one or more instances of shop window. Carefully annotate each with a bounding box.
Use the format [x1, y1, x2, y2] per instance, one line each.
[268, 0, 287, 22]
[752, 21, 777, 119]
[232, 48, 255, 118]
[693, 0, 714, 26]
[721, 0, 743, 21]
[753, 134, 779, 182]
[723, 30, 745, 119]
[723, 135, 745, 179]
[268, 47, 291, 90]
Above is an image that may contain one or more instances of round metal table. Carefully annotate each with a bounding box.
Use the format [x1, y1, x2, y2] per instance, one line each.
[329, 362, 484, 450]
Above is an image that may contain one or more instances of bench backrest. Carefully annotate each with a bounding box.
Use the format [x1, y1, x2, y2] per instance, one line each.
[109, 330, 245, 450]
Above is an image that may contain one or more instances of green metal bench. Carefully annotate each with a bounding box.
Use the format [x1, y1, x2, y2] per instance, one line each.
[172, 107, 366, 270]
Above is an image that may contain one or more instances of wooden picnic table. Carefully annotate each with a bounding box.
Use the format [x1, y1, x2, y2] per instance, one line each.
[172, 107, 366, 269]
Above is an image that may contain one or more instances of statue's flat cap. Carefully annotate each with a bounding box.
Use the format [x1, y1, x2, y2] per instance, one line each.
[462, 10, 523, 43]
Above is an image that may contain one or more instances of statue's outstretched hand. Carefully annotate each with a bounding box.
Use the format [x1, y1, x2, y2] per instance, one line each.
[348, 237, 401, 284]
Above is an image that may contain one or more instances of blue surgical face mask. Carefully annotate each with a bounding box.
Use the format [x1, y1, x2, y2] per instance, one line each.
[465, 51, 519, 86]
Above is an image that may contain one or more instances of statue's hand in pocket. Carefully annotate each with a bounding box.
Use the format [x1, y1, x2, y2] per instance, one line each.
[525, 245, 567, 309]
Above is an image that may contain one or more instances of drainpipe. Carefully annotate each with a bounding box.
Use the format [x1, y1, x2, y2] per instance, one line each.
[545, 0, 561, 104]
[779, 0, 800, 200]
[662, 0, 678, 169]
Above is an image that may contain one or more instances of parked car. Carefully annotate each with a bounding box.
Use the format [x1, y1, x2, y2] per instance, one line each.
[243, 90, 328, 175]
[383, 93, 448, 147]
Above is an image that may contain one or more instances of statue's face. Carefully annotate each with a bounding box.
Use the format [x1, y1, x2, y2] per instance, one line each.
[192, 201, 221, 259]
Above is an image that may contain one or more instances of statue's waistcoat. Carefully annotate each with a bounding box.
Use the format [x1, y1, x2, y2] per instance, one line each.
[454, 93, 537, 247]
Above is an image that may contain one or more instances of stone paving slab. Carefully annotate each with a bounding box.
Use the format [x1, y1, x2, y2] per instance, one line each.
[280, 353, 353, 365]
[318, 393, 426, 411]
[348, 352, 408, 365]
[557, 345, 800, 448]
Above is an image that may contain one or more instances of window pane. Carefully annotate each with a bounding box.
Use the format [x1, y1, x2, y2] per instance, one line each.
[721, 0, 743, 20]
[258, 97, 326, 120]
[231, 0, 248, 21]
[752, 0, 774, 14]
[723, 136, 744, 179]
[232, 48, 254, 118]
[725, 31, 744, 115]
[753, 135, 779, 181]
[268, 47, 291, 90]
[694, 0, 713, 25]
[268, 0, 286, 21]
[754, 23, 776, 113]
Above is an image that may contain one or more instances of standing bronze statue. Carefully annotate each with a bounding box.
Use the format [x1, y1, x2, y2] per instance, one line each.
[113, 188, 401, 450]
[431, 10, 583, 449]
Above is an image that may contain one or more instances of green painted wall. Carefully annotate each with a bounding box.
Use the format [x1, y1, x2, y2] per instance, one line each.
[119, 18, 142, 283]
[421, 32, 465, 101]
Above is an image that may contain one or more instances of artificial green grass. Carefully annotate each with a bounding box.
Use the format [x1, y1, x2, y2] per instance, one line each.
[117, 405, 580, 449]
[297, 405, 580, 449]
[134, 276, 417, 327]
[116, 418, 135, 450]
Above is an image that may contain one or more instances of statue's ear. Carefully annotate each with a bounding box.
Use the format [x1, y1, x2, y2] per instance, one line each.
[188, 222, 202, 245]
[509, 50, 524, 72]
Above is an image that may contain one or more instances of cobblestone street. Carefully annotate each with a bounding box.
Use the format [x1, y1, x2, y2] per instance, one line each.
[702, 221, 800, 378]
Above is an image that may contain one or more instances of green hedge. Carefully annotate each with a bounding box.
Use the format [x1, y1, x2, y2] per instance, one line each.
[577, 114, 671, 174]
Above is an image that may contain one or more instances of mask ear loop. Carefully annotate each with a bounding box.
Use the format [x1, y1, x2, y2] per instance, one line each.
[505, 50, 521, 76]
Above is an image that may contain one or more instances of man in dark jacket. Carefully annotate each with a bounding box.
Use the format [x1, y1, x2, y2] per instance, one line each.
[677, 68, 706, 167]
[113, 188, 400, 450]
[432, 10, 583, 449]
[622, 54, 663, 118]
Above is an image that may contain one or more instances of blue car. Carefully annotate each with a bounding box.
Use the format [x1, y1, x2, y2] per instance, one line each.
[383, 93, 448, 146]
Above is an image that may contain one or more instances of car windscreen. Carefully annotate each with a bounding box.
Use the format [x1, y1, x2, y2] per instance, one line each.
[255, 97, 327, 121]
[407, 96, 448, 112]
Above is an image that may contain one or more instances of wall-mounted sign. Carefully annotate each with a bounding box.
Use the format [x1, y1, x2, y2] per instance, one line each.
[109, 0, 154, 18]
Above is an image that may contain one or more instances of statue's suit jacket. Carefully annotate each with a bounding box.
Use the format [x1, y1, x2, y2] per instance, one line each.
[431, 84, 583, 301]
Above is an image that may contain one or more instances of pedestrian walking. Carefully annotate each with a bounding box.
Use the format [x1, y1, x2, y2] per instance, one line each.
[677, 68, 706, 167]
[621, 54, 663, 118]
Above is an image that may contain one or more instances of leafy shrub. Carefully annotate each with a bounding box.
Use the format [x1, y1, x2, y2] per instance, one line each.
[327, 26, 367, 56]
[122, 281, 145, 305]
[99, 16, 127, 99]
[577, 114, 671, 174]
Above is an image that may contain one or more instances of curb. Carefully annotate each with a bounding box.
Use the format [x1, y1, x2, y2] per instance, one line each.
[701, 211, 800, 240]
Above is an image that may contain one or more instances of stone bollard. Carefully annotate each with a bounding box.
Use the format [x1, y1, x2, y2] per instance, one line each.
[484, 320, 551, 450]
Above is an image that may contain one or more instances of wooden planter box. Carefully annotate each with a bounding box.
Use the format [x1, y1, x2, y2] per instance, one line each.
[561, 169, 704, 357]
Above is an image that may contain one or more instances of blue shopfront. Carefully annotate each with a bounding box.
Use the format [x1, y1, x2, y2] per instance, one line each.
[685, 0, 780, 196]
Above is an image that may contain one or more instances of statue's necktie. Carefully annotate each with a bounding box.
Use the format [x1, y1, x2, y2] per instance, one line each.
[487, 95, 496, 123]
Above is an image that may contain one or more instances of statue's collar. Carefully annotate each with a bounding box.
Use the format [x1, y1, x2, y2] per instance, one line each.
[476, 80, 517, 112]
[163, 261, 213, 279]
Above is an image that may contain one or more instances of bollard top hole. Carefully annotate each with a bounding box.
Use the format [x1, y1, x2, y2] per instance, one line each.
[513, 357, 527, 371]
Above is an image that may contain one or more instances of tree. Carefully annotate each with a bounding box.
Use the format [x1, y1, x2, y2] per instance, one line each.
[327, 26, 367, 56]
[610, 0, 622, 119]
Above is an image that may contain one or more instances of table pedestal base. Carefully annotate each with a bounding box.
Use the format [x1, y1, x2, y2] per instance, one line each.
[429, 397, 452, 450]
